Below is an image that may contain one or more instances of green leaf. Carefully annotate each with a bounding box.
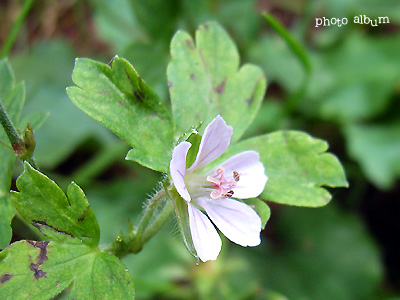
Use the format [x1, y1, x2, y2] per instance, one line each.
[241, 198, 270, 229]
[345, 122, 400, 189]
[222, 131, 348, 207]
[0, 196, 15, 249]
[67, 56, 174, 172]
[11, 163, 100, 247]
[0, 240, 134, 300]
[167, 21, 266, 141]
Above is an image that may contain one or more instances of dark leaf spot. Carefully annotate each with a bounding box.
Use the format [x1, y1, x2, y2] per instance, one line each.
[32, 221, 74, 238]
[246, 97, 253, 105]
[29, 265, 47, 280]
[78, 206, 90, 222]
[27, 241, 49, 280]
[204, 23, 209, 30]
[119, 101, 125, 106]
[0, 274, 13, 284]
[168, 81, 173, 88]
[190, 74, 195, 80]
[214, 80, 226, 94]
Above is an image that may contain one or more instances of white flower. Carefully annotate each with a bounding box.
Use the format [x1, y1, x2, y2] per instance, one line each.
[170, 115, 268, 262]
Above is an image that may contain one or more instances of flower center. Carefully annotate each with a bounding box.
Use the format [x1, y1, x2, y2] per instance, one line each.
[206, 167, 239, 199]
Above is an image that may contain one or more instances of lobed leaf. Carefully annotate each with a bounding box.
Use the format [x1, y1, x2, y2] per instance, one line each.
[67, 56, 174, 172]
[167, 21, 266, 141]
[0, 240, 134, 300]
[11, 163, 100, 247]
[221, 131, 348, 207]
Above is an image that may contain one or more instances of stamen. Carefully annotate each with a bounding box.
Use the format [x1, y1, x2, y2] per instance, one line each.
[233, 171, 240, 182]
[222, 190, 234, 198]
[206, 176, 220, 185]
[216, 167, 224, 177]
[210, 187, 223, 199]
[207, 167, 237, 199]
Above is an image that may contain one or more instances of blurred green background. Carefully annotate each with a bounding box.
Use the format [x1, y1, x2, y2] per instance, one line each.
[1, 0, 400, 299]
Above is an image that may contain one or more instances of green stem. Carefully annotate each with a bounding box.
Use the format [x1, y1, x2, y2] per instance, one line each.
[142, 199, 173, 243]
[262, 12, 312, 113]
[0, 99, 24, 152]
[105, 188, 174, 258]
[0, 0, 35, 58]
[135, 189, 167, 240]
[262, 12, 311, 73]
[0, 99, 38, 169]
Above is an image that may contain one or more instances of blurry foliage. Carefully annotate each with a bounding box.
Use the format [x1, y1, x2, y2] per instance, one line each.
[257, 205, 383, 300]
[1, 0, 400, 299]
[10, 40, 117, 169]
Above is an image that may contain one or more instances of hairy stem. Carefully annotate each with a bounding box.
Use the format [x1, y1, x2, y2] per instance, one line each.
[105, 188, 174, 258]
[135, 188, 167, 240]
[0, 99, 37, 169]
[0, 99, 23, 148]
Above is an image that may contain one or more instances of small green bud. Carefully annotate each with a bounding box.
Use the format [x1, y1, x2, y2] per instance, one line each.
[14, 123, 36, 161]
[23, 123, 36, 158]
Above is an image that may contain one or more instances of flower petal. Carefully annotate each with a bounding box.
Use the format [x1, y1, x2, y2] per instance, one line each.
[218, 151, 268, 199]
[188, 202, 222, 262]
[170, 141, 192, 202]
[189, 115, 233, 171]
[196, 197, 261, 247]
